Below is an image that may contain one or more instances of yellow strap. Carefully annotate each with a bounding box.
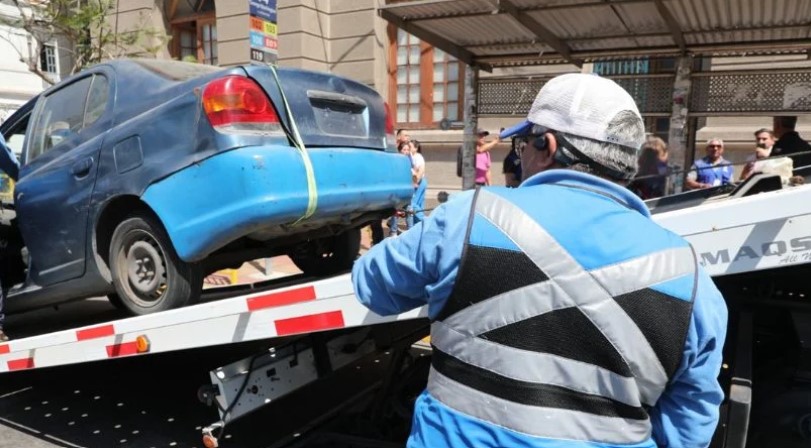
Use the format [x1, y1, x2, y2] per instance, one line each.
[269, 65, 318, 224]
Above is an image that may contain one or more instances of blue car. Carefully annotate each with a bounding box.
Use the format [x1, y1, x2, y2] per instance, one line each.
[0, 59, 413, 315]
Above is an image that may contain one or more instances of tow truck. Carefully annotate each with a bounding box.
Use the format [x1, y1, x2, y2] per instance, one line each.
[0, 166, 809, 447]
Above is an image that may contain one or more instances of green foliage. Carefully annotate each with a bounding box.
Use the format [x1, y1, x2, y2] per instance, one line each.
[1, 0, 168, 84]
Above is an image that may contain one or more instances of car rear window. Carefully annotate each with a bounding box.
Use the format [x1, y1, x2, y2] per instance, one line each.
[132, 58, 222, 81]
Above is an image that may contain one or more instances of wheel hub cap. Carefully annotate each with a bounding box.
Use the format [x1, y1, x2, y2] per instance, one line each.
[126, 240, 166, 297]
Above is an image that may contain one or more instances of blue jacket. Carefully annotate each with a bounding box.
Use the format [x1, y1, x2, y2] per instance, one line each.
[352, 170, 728, 448]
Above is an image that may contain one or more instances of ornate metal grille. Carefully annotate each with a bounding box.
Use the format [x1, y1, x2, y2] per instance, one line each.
[690, 71, 811, 114]
[609, 76, 674, 114]
[478, 78, 551, 116]
[478, 75, 674, 116]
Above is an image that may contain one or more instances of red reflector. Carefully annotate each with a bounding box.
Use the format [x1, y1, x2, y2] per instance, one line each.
[77, 324, 115, 341]
[274, 311, 345, 336]
[8, 357, 34, 371]
[247, 286, 316, 311]
[0, 344, 9, 355]
[106, 342, 139, 358]
[202, 75, 280, 128]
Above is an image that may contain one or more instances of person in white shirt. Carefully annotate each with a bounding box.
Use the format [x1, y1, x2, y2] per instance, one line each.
[409, 140, 427, 225]
[740, 128, 775, 181]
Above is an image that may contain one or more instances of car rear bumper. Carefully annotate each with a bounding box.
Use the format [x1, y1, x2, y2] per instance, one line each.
[142, 145, 413, 262]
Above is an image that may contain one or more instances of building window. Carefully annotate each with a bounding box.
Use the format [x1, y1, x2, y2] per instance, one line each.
[40, 43, 57, 74]
[178, 29, 196, 61]
[432, 48, 459, 122]
[172, 18, 217, 65]
[395, 29, 420, 123]
[391, 28, 463, 127]
[201, 22, 217, 65]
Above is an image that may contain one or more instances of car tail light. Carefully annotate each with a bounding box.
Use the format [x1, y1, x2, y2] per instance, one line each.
[202, 75, 283, 134]
[384, 101, 396, 149]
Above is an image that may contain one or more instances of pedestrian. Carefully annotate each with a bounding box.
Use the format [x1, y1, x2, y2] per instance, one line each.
[629, 135, 670, 199]
[409, 140, 427, 225]
[475, 129, 497, 186]
[370, 129, 411, 244]
[772, 115, 811, 168]
[740, 128, 775, 180]
[685, 138, 734, 190]
[388, 140, 415, 236]
[502, 136, 523, 188]
[0, 133, 19, 342]
[352, 73, 727, 448]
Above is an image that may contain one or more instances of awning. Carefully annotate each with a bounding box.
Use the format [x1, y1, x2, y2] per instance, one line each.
[379, 0, 811, 70]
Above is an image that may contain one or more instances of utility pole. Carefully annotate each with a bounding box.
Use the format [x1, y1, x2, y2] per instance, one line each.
[462, 65, 479, 190]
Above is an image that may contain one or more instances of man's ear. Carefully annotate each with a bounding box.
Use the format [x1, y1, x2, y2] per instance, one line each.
[538, 132, 558, 169]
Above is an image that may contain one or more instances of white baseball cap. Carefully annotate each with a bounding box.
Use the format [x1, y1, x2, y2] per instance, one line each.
[499, 73, 645, 150]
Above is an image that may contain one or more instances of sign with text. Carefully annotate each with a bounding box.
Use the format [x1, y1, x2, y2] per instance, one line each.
[249, 0, 278, 65]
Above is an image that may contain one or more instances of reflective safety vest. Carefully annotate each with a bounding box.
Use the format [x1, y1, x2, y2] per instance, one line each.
[428, 188, 698, 445]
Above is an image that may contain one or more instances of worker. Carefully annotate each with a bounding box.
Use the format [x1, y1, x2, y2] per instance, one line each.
[0, 133, 19, 342]
[352, 73, 728, 447]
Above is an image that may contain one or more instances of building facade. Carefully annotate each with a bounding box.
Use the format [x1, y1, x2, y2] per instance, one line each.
[108, 0, 811, 188]
[0, 1, 72, 124]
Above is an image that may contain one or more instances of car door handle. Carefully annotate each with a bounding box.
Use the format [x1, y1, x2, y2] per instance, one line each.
[71, 158, 93, 178]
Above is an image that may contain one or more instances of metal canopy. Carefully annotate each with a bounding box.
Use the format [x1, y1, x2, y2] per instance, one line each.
[379, 0, 811, 70]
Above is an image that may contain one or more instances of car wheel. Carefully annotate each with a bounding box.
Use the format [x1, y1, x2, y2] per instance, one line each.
[109, 214, 202, 315]
[290, 228, 361, 276]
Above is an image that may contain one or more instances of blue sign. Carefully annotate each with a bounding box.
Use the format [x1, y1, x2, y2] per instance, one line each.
[249, 31, 265, 48]
[249, 0, 277, 23]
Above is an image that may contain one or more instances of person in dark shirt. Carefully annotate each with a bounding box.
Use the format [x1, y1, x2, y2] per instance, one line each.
[502, 137, 523, 187]
[773, 116, 811, 168]
[629, 136, 671, 199]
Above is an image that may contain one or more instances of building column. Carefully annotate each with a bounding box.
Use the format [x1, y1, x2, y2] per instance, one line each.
[668, 56, 692, 193]
[462, 65, 479, 190]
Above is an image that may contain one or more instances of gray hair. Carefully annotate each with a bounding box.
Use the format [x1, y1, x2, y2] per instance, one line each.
[557, 110, 645, 180]
[705, 137, 724, 147]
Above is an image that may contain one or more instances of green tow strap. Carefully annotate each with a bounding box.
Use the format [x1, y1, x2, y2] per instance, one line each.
[269, 65, 317, 225]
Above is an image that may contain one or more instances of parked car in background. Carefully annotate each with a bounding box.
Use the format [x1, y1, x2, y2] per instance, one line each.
[0, 58, 413, 315]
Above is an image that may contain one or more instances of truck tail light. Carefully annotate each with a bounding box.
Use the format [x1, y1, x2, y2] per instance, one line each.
[202, 75, 283, 134]
[384, 101, 396, 149]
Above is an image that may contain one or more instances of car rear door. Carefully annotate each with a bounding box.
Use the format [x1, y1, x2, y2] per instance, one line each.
[15, 69, 114, 286]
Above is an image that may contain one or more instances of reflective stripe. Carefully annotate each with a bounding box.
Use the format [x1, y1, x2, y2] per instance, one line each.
[432, 321, 643, 407]
[590, 246, 696, 298]
[443, 247, 695, 337]
[443, 278, 572, 336]
[475, 189, 671, 405]
[428, 367, 651, 444]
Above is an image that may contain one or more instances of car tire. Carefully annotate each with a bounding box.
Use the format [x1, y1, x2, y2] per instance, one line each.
[290, 228, 361, 277]
[106, 293, 126, 311]
[109, 214, 202, 315]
